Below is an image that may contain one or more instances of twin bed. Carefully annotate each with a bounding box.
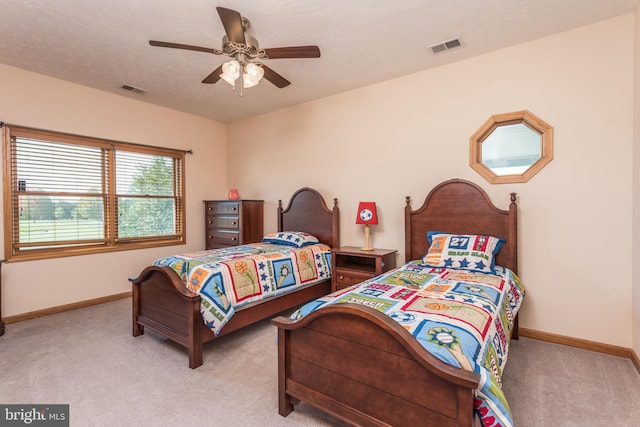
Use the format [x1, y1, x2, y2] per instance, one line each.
[131, 179, 523, 426]
[130, 187, 339, 368]
[272, 179, 522, 427]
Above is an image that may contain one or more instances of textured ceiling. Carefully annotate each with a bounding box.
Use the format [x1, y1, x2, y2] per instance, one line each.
[0, 0, 637, 122]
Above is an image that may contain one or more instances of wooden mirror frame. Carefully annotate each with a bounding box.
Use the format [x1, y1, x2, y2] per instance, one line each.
[470, 110, 553, 184]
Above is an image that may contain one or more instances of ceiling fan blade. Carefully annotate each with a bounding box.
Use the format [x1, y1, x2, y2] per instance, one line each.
[216, 7, 246, 44]
[261, 65, 291, 88]
[202, 65, 224, 84]
[263, 46, 321, 59]
[149, 40, 222, 55]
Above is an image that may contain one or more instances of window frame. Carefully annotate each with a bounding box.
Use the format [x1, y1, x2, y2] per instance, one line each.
[3, 125, 186, 262]
[469, 110, 554, 184]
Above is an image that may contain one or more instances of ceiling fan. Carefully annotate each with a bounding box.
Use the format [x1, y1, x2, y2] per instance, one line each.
[149, 7, 321, 90]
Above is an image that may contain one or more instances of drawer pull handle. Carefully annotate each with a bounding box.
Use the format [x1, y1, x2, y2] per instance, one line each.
[208, 236, 212, 239]
[232, 221, 237, 225]
[339, 275, 344, 280]
[232, 237, 237, 241]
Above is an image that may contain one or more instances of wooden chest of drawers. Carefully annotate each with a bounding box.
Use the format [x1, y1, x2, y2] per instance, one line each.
[204, 200, 264, 249]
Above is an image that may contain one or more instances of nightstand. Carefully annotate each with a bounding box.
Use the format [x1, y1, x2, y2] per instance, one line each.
[331, 246, 397, 292]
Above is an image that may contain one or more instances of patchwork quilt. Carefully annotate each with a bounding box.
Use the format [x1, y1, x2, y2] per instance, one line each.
[153, 243, 332, 334]
[292, 260, 525, 427]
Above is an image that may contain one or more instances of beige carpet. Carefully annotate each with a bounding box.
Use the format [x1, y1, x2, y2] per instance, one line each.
[1, 298, 639, 426]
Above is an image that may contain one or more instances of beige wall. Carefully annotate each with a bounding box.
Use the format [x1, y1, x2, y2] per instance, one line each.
[0, 64, 228, 316]
[228, 15, 636, 348]
[633, 4, 640, 357]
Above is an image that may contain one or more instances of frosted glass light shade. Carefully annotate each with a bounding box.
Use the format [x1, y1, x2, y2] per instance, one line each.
[243, 63, 264, 88]
[220, 60, 240, 86]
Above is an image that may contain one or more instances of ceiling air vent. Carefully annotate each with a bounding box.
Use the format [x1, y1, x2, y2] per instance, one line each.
[429, 38, 462, 54]
[120, 84, 148, 95]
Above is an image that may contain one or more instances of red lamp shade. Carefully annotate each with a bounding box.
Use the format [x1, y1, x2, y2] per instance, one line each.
[355, 202, 378, 225]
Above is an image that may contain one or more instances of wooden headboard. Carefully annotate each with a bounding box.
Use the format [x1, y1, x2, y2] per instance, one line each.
[404, 179, 517, 273]
[278, 187, 340, 248]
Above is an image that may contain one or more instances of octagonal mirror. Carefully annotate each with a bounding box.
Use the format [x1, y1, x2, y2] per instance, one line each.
[470, 110, 553, 184]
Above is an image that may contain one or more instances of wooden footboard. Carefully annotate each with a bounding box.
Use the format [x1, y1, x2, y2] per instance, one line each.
[272, 303, 480, 427]
[131, 265, 332, 369]
[131, 265, 207, 368]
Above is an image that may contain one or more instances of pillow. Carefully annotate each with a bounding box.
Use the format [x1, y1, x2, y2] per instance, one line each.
[262, 231, 319, 248]
[422, 231, 505, 272]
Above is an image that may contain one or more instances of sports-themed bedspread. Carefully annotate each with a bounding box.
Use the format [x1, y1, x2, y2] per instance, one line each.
[292, 260, 525, 427]
[153, 243, 332, 335]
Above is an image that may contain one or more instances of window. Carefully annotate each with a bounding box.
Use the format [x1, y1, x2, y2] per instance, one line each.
[469, 110, 553, 184]
[3, 125, 185, 261]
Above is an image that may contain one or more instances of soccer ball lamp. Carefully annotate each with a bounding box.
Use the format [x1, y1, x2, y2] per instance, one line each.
[356, 201, 378, 251]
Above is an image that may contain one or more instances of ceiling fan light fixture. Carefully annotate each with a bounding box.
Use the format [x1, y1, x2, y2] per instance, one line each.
[150, 7, 319, 92]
